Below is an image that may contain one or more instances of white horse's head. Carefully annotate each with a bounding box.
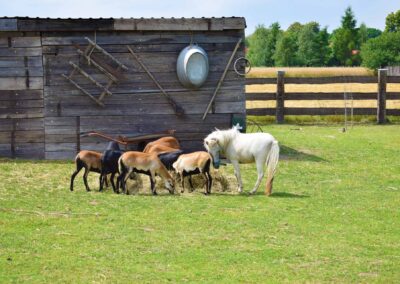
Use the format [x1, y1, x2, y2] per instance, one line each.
[204, 127, 239, 169]
[204, 131, 222, 169]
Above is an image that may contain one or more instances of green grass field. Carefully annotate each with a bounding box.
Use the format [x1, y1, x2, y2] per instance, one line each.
[1, 124, 399, 283]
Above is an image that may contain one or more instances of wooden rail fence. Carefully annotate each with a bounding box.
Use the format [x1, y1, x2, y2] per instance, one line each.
[246, 69, 400, 124]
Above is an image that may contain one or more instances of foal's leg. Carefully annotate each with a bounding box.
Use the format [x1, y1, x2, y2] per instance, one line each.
[180, 173, 185, 193]
[150, 172, 157, 195]
[202, 173, 209, 195]
[99, 172, 105, 192]
[206, 171, 212, 194]
[104, 175, 109, 188]
[70, 164, 83, 191]
[110, 172, 117, 193]
[231, 160, 243, 193]
[83, 167, 91, 192]
[250, 156, 267, 195]
[123, 170, 132, 195]
[188, 175, 194, 192]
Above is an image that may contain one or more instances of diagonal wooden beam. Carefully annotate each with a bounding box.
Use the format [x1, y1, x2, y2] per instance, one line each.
[202, 38, 242, 120]
[127, 45, 185, 116]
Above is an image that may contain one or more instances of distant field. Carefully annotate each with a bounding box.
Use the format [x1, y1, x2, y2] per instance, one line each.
[246, 67, 400, 110]
[247, 67, 374, 78]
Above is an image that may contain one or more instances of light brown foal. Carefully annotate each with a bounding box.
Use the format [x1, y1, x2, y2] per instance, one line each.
[118, 151, 175, 195]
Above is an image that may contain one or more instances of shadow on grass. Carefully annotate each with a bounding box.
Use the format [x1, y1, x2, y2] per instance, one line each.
[280, 145, 326, 162]
[270, 192, 310, 198]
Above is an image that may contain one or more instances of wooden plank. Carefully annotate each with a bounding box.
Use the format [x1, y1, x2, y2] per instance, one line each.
[13, 143, 44, 159]
[0, 90, 43, 100]
[45, 151, 76, 160]
[0, 119, 12, 132]
[44, 116, 78, 126]
[0, 56, 42, 67]
[284, 92, 379, 100]
[246, 78, 276, 85]
[0, 99, 43, 108]
[247, 107, 394, 116]
[11, 37, 41, 47]
[387, 76, 400, 83]
[0, 144, 12, 157]
[0, 113, 43, 119]
[14, 130, 44, 143]
[2, 18, 245, 32]
[0, 107, 43, 119]
[41, 33, 244, 46]
[0, 77, 43, 90]
[285, 76, 377, 84]
[0, 131, 12, 143]
[286, 108, 377, 115]
[209, 18, 246, 30]
[0, 19, 17, 31]
[17, 18, 114, 31]
[0, 47, 42, 57]
[45, 142, 77, 152]
[14, 118, 43, 131]
[0, 67, 43, 77]
[246, 92, 400, 101]
[246, 76, 379, 85]
[246, 93, 276, 100]
[134, 18, 209, 31]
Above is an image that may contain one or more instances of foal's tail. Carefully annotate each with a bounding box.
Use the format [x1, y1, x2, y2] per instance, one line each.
[265, 140, 279, 196]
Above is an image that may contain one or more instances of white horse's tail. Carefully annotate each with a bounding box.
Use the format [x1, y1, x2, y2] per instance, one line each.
[265, 140, 279, 195]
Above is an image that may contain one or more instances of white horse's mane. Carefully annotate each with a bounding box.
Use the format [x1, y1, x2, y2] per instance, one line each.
[206, 126, 240, 149]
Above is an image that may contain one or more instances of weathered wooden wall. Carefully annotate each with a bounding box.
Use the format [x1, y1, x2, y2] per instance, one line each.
[0, 18, 246, 159]
[0, 33, 44, 158]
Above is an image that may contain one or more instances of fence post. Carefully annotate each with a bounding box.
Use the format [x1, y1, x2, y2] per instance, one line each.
[377, 68, 387, 124]
[276, 70, 285, 123]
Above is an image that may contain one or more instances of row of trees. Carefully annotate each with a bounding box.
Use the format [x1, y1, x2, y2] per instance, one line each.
[246, 7, 400, 70]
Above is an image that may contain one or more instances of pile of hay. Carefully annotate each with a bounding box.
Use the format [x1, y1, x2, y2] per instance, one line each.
[124, 168, 236, 195]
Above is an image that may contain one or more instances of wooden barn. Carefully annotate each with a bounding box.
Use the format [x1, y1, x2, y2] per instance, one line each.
[0, 17, 246, 159]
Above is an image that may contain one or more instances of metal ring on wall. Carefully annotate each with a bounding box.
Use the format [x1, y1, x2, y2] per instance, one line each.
[233, 57, 251, 76]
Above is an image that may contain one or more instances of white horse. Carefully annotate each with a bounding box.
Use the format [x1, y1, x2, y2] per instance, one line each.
[204, 126, 279, 195]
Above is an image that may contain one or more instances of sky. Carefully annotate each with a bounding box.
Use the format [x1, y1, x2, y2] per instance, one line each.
[1, 0, 398, 35]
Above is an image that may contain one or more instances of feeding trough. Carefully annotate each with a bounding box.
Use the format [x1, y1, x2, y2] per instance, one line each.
[176, 45, 209, 89]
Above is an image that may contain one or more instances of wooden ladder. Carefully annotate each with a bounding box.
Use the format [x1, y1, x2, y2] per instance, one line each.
[62, 37, 129, 107]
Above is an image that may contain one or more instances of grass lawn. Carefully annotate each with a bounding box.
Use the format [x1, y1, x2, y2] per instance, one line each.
[1, 124, 399, 283]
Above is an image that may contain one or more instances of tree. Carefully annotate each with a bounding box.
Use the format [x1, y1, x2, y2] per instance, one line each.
[361, 32, 400, 70]
[273, 22, 302, 66]
[296, 22, 330, 66]
[342, 6, 357, 30]
[366, 28, 382, 39]
[246, 25, 270, 66]
[358, 23, 369, 46]
[264, 22, 282, 66]
[331, 6, 359, 66]
[385, 10, 400, 32]
[274, 32, 298, 66]
[247, 23, 282, 66]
